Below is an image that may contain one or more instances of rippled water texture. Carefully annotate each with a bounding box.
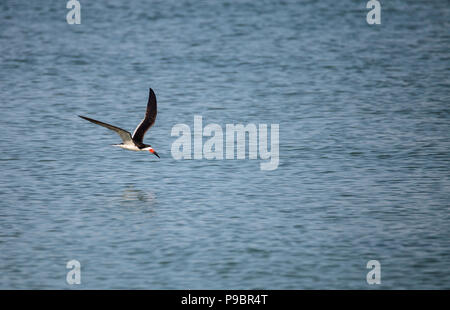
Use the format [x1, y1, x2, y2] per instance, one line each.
[0, 0, 449, 289]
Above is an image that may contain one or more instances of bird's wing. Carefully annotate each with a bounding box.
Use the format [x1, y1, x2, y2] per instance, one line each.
[132, 88, 157, 144]
[78, 115, 133, 144]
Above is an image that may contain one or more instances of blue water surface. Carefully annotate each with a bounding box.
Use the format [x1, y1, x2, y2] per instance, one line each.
[0, 0, 449, 289]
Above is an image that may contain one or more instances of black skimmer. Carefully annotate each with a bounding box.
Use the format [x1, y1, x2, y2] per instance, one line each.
[79, 88, 160, 158]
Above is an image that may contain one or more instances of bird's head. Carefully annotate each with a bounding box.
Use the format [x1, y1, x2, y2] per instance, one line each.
[145, 146, 160, 158]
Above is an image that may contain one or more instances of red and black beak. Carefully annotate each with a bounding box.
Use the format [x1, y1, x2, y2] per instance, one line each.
[149, 148, 160, 158]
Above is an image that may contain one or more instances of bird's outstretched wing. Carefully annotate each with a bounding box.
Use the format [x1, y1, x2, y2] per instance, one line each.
[78, 115, 133, 144]
[132, 88, 157, 144]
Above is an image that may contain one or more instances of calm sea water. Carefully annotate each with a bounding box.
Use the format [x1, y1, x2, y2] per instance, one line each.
[0, 0, 449, 289]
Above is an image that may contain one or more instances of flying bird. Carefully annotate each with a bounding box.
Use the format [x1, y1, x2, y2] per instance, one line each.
[79, 88, 160, 158]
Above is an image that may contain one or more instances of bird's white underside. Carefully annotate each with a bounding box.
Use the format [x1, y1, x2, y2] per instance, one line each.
[113, 144, 151, 152]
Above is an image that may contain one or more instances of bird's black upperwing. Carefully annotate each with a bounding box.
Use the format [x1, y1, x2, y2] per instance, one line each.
[78, 115, 133, 144]
[132, 88, 157, 144]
